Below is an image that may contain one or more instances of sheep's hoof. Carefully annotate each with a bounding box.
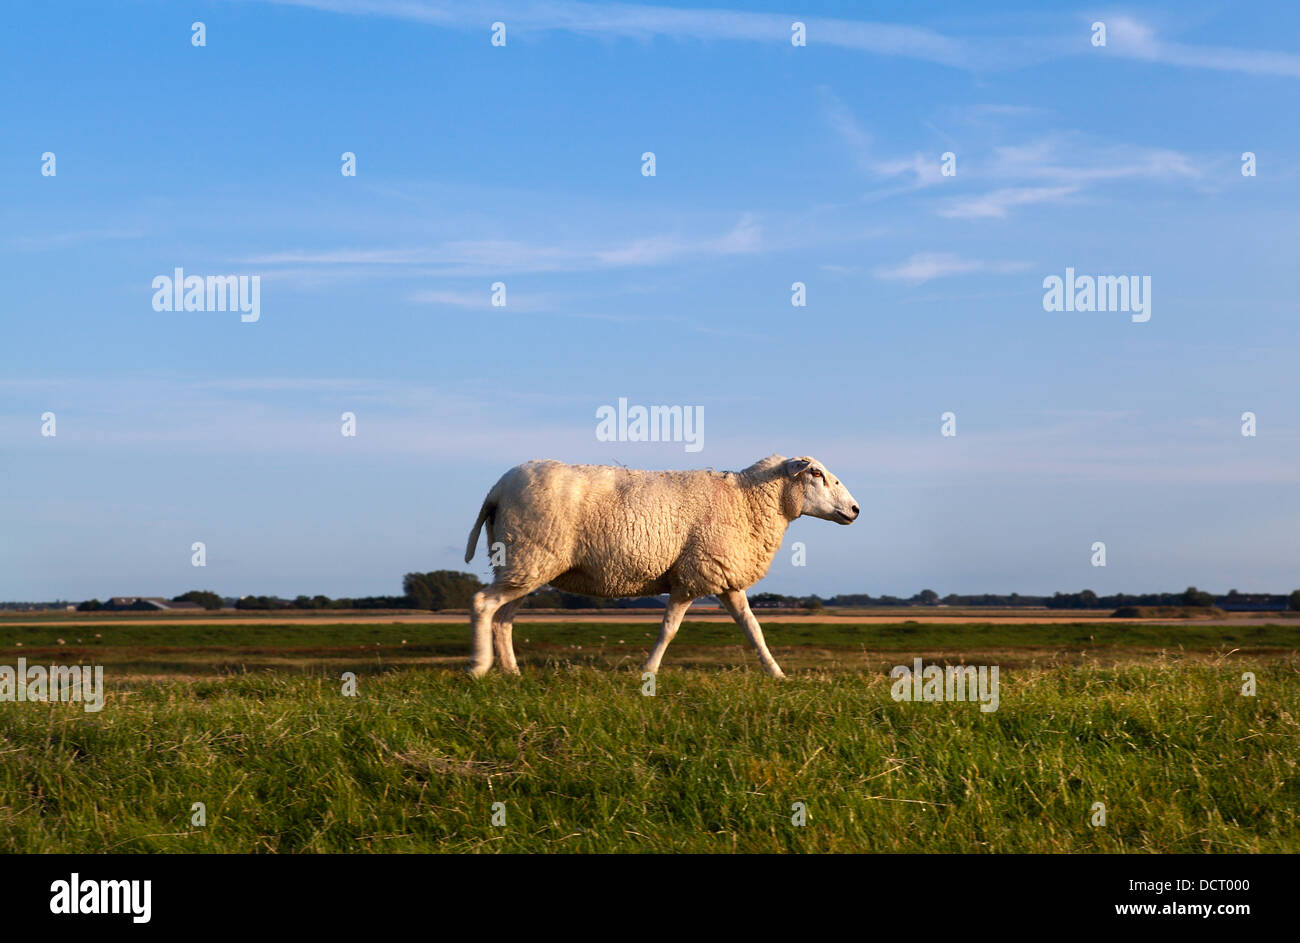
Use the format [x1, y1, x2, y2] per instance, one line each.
[466, 663, 491, 679]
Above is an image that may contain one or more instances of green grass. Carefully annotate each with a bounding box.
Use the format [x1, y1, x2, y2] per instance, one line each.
[2, 657, 1297, 852]
[3, 620, 1296, 680]
[4, 619, 1299, 654]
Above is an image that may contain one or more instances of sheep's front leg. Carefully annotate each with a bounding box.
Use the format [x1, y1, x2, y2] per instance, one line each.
[641, 594, 693, 674]
[718, 589, 786, 679]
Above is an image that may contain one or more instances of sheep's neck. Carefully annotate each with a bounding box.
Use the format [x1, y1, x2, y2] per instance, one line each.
[742, 476, 796, 567]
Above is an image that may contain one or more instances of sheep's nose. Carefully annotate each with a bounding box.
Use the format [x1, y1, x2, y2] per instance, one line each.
[851, 505, 860, 516]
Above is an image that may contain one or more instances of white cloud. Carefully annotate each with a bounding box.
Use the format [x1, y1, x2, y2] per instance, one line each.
[873, 152, 946, 188]
[825, 102, 1200, 215]
[5, 376, 1298, 487]
[960, 103, 1048, 121]
[8, 229, 145, 250]
[1106, 14, 1300, 78]
[244, 215, 762, 276]
[259, 0, 979, 67]
[407, 289, 494, 308]
[250, 3, 1300, 78]
[711, 213, 762, 253]
[873, 252, 1030, 284]
[821, 93, 874, 172]
[986, 137, 1199, 185]
[938, 185, 1079, 219]
[821, 91, 944, 189]
[935, 135, 1201, 219]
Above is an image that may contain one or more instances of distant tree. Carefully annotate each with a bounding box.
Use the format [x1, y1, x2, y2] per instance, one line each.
[1181, 586, 1215, 608]
[235, 595, 274, 610]
[1290, 590, 1300, 612]
[1079, 589, 1099, 608]
[521, 588, 563, 609]
[607, 596, 666, 609]
[173, 590, 222, 610]
[76, 598, 102, 611]
[403, 571, 484, 610]
[351, 595, 409, 609]
[803, 595, 824, 612]
[916, 589, 939, 606]
[515, 587, 610, 609]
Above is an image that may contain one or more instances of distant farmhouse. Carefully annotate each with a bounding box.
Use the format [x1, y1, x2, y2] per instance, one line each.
[104, 596, 205, 612]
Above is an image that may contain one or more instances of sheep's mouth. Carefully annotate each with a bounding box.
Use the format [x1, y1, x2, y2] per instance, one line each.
[833, 509, 857, 524]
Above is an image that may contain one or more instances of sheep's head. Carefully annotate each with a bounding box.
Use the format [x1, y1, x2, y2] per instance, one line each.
[781, 456, 859, 524]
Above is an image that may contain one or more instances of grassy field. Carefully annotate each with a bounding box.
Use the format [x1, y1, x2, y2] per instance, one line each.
[1, 621, 1297, 852]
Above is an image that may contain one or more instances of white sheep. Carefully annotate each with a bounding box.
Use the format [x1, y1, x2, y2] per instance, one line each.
[463, 454, 859, 678]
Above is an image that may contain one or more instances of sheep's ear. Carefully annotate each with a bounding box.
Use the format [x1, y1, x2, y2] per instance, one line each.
[783, 458, 812, 478]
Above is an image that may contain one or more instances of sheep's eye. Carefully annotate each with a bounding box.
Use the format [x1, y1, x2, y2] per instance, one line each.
[811, 469, 823, 478]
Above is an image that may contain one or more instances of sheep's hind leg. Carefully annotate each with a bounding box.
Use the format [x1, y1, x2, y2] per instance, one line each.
[492, 599, 523, 675]
[469, 583, 532, 678]
[718, 589, 786, 679]
[641, 594, 694, 674]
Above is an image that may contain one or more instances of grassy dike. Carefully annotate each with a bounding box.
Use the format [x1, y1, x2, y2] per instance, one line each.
[1, 658, 1297, 853]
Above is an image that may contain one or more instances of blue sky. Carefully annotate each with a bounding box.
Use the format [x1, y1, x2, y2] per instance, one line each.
[2, 0, 1298, 601]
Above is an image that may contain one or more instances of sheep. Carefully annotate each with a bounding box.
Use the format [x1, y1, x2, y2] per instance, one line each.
[463, 454, 859, 679]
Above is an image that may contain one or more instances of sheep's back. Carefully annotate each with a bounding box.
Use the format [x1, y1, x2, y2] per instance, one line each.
[495, 462, 717, 588]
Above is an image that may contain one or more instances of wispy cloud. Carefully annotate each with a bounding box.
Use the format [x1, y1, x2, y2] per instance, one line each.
[821, 91, 874, 173]
[8, 376, 1296, 485]
[824, 95, 1201, 216]
[934, 135, 1200, 219]
[407, 289, 495, 308]
[873, 252, 1031, 284]
[958, 103, 1048, 122]
[594, 213, 760, 265]
[8, 229, 145, 250]
[938, 185, 1079, 219]
[873, 152, 946, 188]
[984, 137, 1199, 185]
[243, 214, 762, 276]
[1106, 14, 1300, 78]
[821, 90, 945, 189]
[252, 2, 1300, 78]
[259, 0, 980, 67]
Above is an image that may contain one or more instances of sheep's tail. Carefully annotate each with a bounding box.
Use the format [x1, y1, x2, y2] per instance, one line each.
[464, 484, 500, 563]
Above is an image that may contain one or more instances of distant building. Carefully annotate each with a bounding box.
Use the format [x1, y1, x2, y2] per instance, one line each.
[104, 597, 204, 612]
